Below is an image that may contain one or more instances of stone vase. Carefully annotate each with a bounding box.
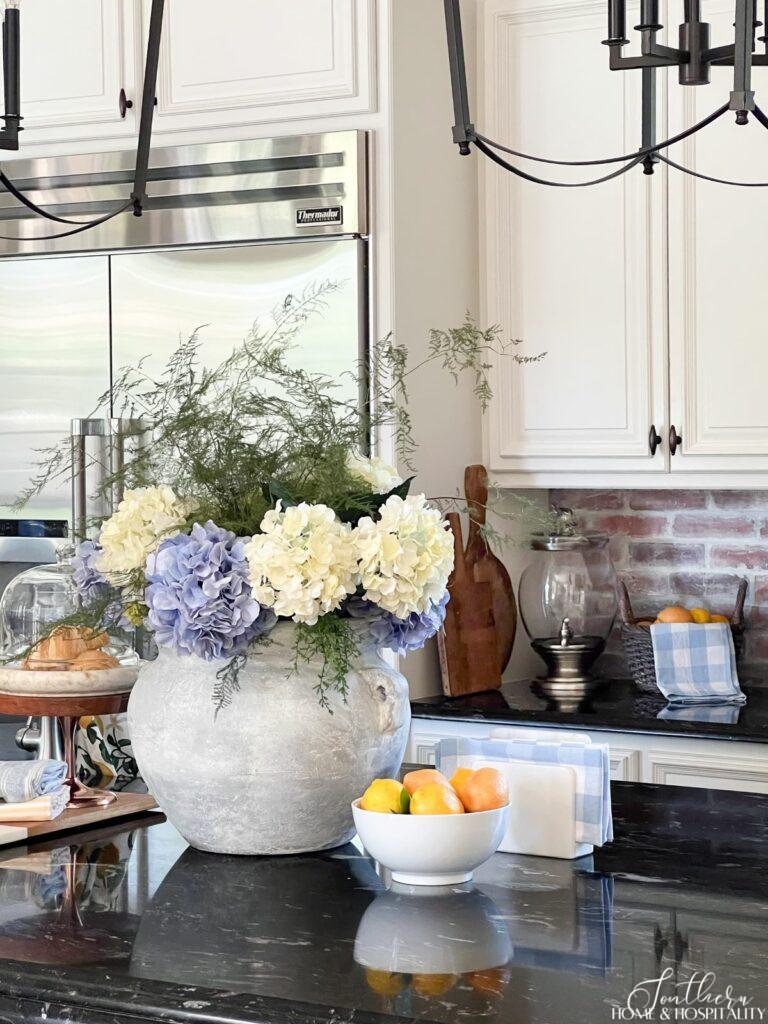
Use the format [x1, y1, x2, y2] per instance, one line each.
[127, 623, 410, 855]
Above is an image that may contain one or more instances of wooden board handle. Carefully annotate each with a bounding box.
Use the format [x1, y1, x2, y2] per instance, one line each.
[464, 464, 488, 546]
[445, 511, 465, 576]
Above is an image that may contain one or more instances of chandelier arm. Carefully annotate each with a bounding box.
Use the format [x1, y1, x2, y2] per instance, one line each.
[473, 138, 645, 187]
[657, 153, 768, 185]
[0, 199, 133, 241]
[0, 169, 108, 225]
[474, 101, 730, 167]
[751, 103, 768, 129]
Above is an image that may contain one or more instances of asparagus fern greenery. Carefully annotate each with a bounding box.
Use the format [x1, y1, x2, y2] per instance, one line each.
[13, 282, 547, 711]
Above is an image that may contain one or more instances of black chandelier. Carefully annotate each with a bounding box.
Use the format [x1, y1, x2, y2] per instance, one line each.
[0, 0, 165, 239]
[444, 0, 768, 187]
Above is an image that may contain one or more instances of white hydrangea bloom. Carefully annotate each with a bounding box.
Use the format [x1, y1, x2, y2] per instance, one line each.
[354, 494, 454, 619]
[97, 485, 191, 581]
[346, 451, 403, 493]
[244, 502, 359, 625]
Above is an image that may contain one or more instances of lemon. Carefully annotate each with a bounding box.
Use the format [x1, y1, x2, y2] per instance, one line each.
[690, 608, 712, 624]
[360, 778, 410, 814]
[365, 968, 404, 996]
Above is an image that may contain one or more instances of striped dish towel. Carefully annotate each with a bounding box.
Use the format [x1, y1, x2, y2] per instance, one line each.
[650, 622, 746, 706]
[436, 736, 612, 847]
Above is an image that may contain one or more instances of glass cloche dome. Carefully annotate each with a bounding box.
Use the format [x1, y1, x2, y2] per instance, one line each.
[0, 549, 81, 662]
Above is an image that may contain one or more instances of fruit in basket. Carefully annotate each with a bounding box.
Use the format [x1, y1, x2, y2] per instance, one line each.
[453, 767, 510, 812]
[690, 608, 712, 624]
[656, 606, 695, 624]
[711, 613, 730, 624]
[360, 779, 410, 814]
[402, 768, 449, 796]
[410, 783, 465, 815]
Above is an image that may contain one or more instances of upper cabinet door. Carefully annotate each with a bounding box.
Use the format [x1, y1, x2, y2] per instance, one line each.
[667, 0, 768, 473]
[145, 0, 375, 134]
[3, 0, 140, 149]
[482, 0, 667, 486]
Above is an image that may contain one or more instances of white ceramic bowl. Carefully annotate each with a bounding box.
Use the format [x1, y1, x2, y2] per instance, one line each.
[352, 799, 510, 886]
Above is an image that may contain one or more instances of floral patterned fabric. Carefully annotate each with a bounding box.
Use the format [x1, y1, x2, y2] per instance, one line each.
[76, 714, 138, 787]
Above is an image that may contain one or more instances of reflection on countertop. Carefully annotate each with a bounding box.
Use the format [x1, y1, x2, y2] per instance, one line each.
[411, 678, 768, 742]
[0, 783, 766, 1023]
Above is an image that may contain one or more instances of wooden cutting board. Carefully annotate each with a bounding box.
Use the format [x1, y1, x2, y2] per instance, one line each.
[0, 792, 159, 848]
[438, 465, 517, 696]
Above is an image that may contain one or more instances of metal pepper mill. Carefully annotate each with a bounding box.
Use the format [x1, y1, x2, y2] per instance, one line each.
[531, 617, 605, 700]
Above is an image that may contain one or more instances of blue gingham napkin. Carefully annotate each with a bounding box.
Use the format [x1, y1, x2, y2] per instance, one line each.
[657, 703, 742, 725]
[650, 622, 746, 706]
[436, 736, 612, 847]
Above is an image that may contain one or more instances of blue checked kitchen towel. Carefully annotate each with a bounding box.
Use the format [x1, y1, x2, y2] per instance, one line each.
[650, 622, 746, 706]
[436, 736, 613, 847]
[0, 759, 66, 803]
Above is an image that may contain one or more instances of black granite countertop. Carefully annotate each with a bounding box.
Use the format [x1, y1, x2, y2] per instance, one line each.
[0, 783, 767, 1024]
[411, 678, 768, 743]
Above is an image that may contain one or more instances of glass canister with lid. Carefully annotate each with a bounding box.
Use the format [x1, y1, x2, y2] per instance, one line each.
[518, 533, 618, 687]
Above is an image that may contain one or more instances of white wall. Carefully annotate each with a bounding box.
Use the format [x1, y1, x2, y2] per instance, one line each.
[387, 0, 482, 697]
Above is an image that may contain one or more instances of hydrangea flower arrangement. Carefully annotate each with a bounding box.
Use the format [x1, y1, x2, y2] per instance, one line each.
[18, 286, 535, 709]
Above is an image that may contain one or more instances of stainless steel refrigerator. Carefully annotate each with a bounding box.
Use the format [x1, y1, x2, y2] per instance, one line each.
[0, 130, 369, 589]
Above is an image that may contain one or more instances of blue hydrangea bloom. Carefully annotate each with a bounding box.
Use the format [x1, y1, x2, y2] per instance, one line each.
[145, 521, 275, 660]
[72, 540, 110, 602]
[365, 592, 449, 656]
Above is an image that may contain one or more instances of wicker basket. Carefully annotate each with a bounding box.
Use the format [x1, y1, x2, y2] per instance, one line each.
[618, 579, 748, 695]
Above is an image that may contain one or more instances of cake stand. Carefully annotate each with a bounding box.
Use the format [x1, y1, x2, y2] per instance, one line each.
[0, 691, 131, 808]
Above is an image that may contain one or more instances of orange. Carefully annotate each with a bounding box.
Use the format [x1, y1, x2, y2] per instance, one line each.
[402, 768, 449, 796]
[449, 767, 475, 792]
[365, 968, 404, 996]
[410, 782, 465, 815]
[412, 974, 457, 997]
[690, 607, 712, 624]
[711, 613, 730, 624]
[456, 767, 509, 813]
[464, 967, 509, 997]
[656, 606, 694, 624]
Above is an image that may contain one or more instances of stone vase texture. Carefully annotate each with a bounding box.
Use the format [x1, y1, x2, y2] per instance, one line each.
[127, 623, 410, 855]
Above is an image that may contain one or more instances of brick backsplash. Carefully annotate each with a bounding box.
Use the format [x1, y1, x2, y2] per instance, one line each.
[550, 489, 768, 678]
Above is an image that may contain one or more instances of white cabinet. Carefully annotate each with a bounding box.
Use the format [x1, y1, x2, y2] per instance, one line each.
[3, 0, 376, 152]
[147, 0, 375, 134]
[482, 0, 666, 483]
[667, 1, 768, 475]
[6, 0, 141, 146]
[482, 0, 768, 487]
[408, 718, 768, 794]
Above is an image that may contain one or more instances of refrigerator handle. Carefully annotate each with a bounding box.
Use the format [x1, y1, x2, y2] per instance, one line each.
[70, 417, 146, 541]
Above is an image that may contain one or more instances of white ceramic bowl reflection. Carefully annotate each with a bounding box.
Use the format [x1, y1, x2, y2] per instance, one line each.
[351, 799, 510, 886]
[354, 884, 512, 974]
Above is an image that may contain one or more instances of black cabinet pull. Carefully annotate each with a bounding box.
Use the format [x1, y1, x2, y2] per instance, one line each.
[119, 88, 133, 119]
[649, 424, 662, 456]
[669, 424, 683, 456]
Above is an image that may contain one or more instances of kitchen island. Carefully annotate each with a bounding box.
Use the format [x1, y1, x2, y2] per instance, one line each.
[0, 782, 765, 1024]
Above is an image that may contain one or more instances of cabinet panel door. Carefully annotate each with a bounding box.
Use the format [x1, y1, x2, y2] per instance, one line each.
[668, 0, 768, 472]
[1, 0, 139, 148]
[147, 0, 375, 132]
[482, 0, 666, 482]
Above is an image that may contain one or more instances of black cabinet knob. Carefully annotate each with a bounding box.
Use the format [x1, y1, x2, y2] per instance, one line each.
[649, 424, 662, 456]
[119, 88, 133, 119]
[669, 424, 683, 456]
